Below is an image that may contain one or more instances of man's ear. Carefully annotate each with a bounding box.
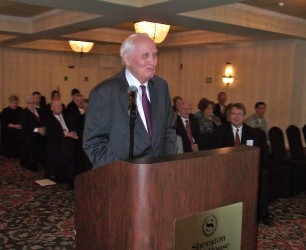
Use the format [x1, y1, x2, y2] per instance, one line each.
[124, 54, 131, 66]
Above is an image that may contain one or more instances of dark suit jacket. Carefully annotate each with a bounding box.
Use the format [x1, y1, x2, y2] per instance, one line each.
[21, 108, 44, 141]
[83, 69, 176, 168]
[44, 113, 78, 144]
[213, 103, 227, 124]
[44, 113, 81, 179]
[175, 114, 201, 152]
[213, 122, 259, 148]
[66, 101, 79, 117]
[65, 101, 84, 134]
[20, 108, 45, 169]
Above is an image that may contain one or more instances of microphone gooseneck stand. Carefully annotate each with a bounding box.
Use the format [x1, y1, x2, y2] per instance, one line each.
[129, 102, 137, 160]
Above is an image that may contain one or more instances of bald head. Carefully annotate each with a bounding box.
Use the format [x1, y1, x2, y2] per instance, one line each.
[120, 33, 158, 84]
[51, 99, 63, 115]
[178, 101, 192, 119]
[26, 96, 36, 111]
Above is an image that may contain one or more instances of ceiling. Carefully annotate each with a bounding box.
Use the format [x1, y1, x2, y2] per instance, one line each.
[0, 0, 305, 54]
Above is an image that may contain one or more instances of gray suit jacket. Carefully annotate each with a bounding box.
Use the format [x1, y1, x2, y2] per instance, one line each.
[83, 69, 176, 168]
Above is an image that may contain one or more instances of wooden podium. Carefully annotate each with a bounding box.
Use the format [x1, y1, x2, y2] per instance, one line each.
[75, 146, 260, 250]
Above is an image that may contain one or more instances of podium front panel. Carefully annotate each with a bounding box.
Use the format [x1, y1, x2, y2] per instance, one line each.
[75, 146, 260, 250]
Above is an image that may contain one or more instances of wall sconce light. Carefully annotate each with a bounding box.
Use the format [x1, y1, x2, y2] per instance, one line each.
[69, 40, 94, 56]
[222, 62, 234, 85]
[134, 21, 170, 44]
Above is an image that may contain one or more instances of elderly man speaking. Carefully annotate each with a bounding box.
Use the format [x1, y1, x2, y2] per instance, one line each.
[83, 33, 176, 168]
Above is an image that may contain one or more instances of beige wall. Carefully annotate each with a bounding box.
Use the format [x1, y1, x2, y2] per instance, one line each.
[157, 39, 306, 133]
[0, 48, 121, 106]
[1, 39, 305, 135]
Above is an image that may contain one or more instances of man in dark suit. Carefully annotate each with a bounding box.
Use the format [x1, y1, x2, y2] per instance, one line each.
[213, 103, 257, 147]
[65, 94, 85, 135]
[32, 91, 47, 118]
[83, 33, 176, 168]
[20, 96, 46, 171]
[213, 92, 228, 124]
[66, 88, 80, 115]
[175, 101, 201, 153]
[213, 103, 274, 226]
[0, 95, 23, 158]
[44, 99, 83, 187]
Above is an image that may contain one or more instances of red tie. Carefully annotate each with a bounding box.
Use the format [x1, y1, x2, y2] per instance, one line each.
[235, 128, 240, 146]
[185, 120, 194, 145]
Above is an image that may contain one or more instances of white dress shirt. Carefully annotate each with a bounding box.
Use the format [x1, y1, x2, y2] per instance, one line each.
[180, 116, 195, 143]
[231, 125, 242, 141]
[54, 114, 69, 135]
[125, 69, 151, 132]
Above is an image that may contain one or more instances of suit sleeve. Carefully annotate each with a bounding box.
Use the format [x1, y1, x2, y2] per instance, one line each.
[82, 87, 116, 168]
[163, 84, 176, 155]
[212, 125, 225, 148]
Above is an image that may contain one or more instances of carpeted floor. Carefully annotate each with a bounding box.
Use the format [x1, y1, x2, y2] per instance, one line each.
[257, 193, 306, 249]
[0, 157, 75, 249]
[0, 156, 305, 249]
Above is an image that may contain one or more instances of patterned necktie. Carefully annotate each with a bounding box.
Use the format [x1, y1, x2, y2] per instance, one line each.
[235, 128, 240, 146]
[185, 119, 194, 145]
[140, 85, 152, 139]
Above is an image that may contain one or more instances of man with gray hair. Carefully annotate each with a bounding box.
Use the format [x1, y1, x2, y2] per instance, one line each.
[83, 33, 176, 168]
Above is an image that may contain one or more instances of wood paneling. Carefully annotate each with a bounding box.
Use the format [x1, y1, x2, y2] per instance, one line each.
[75, 146, 260, 249]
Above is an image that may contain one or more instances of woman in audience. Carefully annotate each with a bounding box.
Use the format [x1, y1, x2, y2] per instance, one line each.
[172, 96, 183, 113]
[172, 95, 183, 121]
[0, 95, 23, 158]
[195, 98, 221, 149]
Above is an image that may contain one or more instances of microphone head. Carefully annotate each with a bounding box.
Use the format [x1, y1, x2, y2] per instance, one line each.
[128, 85, 138, 93]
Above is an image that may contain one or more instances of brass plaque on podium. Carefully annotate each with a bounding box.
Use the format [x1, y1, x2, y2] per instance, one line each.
[174, 202, 243, 250]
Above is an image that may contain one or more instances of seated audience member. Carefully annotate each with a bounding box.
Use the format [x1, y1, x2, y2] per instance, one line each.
[172, 96, 183, 112]
[66, 88, 80, 114]
[172, 96, 183, 120]
[46, 90, 66, 116]
[40, 95, 47, 108]
[213, 103, 274, 226]
[0, 95, 23, 158]
[175, 101, 201, 153]
[213, 103, 257, 147]
[195, 98, 221, 149]
[44, 99, 84, 187]
[65, 94, 86, 133]
[20, 96, 46, 171]
[193, 98, 208, 120]
[245, 102, 269, 137]
[213, 92, 228, 124]
[32, 91, 47, 117]
[77, 96, 87, 134]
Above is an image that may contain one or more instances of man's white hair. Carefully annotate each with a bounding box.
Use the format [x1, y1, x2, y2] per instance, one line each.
[120, 33, 150, 65]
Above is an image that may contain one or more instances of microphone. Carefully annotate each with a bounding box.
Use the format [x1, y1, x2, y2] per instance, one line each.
[128, 85, 137, 118]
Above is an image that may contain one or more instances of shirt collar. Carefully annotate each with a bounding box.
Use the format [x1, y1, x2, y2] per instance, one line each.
[125, 69, 148, 88]
[231, 124, 243, 130]
[53, 113, 62, 118]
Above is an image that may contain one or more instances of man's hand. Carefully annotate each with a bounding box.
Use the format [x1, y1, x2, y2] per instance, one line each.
[65, 131, 79, 139]
[38, 127, 46, 136]
[191, 143, 199, 152]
